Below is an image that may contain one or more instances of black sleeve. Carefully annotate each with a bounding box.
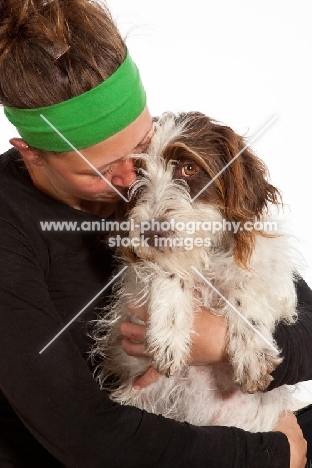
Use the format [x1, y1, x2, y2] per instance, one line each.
[0, 205, 290, 467]
[269, 277, 312, 389]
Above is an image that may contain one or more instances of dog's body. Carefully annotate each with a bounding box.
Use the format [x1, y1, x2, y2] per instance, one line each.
[93, 112, 298, 432]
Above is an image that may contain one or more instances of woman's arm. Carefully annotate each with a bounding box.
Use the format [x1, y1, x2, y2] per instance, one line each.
[124, 278, 312, 391]
[269, 277, 312, 389]
[0, 204, 292, 468]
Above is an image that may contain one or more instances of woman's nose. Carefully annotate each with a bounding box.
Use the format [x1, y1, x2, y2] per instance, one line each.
[110, 158, 137, 188]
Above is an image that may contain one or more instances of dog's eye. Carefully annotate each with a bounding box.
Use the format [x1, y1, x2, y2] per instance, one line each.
[182, 163, 198, 177]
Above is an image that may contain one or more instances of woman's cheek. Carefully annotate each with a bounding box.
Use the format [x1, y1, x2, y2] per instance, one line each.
[83, 178, 114, 194]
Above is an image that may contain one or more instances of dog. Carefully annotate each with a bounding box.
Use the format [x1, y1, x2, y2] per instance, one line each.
[92, 112, 299, 431]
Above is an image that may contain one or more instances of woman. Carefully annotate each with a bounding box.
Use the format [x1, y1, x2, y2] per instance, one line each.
[0, 0, 310, 466]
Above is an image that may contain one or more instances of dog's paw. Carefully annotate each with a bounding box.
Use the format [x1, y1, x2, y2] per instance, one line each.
[241, 372, 273, 394]
[234, 352, 282, 394]
[147, 345, 187, 377]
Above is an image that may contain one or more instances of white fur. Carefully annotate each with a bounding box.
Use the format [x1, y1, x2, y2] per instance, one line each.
[93, 114, 299, 432]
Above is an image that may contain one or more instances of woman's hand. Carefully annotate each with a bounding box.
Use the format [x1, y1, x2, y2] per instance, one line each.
[273, 411, 307, 468]
[119, 304, 228, 389]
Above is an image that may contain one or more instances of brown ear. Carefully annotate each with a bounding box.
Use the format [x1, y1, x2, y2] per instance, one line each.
[212, 125, 281, 268]
[156, 112, 281, 269]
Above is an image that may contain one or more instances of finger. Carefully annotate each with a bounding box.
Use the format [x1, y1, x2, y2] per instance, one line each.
[127, 303, 147, 322]
[132, 367, 161, 390]
[121, 338, 146, 357]
[273, 411, 294, 431]
[119, 322, 146, 342]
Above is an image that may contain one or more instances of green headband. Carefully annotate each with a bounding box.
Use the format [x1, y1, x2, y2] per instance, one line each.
[3, 51, 146, 151]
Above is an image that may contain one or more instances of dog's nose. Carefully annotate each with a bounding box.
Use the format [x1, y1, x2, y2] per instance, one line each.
[141, 230, 175, 247]
[142, 229, 175, 238]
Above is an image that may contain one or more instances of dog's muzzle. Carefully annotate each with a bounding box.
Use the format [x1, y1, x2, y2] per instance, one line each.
[140, 230, 176, 248]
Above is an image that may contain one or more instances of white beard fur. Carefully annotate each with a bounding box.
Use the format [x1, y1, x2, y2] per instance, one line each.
[93, 113, 299, 432]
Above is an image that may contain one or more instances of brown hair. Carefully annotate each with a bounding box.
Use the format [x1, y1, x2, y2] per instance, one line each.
[0, 0, 126, 109]
[162, 112, 282, 268]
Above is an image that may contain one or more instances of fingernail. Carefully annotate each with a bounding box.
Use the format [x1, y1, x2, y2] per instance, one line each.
[132, 385, 141, 391]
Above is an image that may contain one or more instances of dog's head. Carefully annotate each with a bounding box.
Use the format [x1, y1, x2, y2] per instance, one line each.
[122, 112, 281, 269]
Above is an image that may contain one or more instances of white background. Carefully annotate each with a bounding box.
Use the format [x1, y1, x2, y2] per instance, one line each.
[1, 0, 311, 401]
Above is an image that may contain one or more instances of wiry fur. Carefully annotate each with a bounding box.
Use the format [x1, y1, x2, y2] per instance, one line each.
[92, 112, 299, 431]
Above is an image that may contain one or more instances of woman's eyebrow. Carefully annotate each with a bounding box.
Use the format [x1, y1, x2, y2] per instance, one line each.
[76, 124, 155, 175]
[132, 124, 154, 151]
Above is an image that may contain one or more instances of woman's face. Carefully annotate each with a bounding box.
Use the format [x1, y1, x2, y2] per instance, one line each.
[30, 107, 153, 206]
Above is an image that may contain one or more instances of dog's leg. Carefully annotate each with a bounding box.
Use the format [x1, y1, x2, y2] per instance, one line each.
[225, 294, 287, 393]
[94, 264, 154, 396]
[145, 274, 194, 376]
[228, 325, 282, 393]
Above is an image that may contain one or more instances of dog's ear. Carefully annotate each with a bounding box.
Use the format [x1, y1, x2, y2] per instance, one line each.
[211, 124, 281, 268]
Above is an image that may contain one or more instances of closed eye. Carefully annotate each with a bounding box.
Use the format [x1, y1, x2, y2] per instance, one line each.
[88, 170, 110, 179]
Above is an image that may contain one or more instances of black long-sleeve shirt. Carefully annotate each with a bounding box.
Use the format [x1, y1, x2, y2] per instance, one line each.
[0, 148, 311, 467]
